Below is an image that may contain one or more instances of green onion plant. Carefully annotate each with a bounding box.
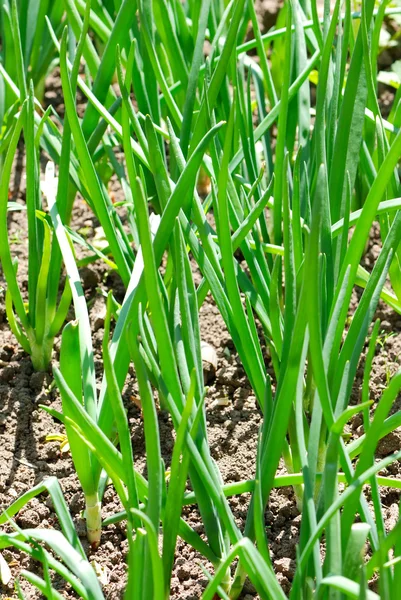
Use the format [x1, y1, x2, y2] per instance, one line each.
[0, 86, 71, 370]
[0, 0, 64, 129]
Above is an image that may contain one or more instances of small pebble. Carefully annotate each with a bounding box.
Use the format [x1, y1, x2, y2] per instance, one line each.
[80, 267, 99, 290]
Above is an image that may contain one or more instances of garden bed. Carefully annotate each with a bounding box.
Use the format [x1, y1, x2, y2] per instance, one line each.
[2, 208, 401, 599]
[2, 1, 401, 599]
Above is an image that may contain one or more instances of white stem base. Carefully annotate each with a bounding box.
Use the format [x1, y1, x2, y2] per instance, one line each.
[86, 494, 102, 548]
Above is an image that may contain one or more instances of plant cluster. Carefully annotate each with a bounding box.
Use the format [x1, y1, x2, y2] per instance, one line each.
[2, 0, 401, 598]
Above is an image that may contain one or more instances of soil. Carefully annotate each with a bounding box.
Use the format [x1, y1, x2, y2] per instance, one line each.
[2, 2, 401, 600]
